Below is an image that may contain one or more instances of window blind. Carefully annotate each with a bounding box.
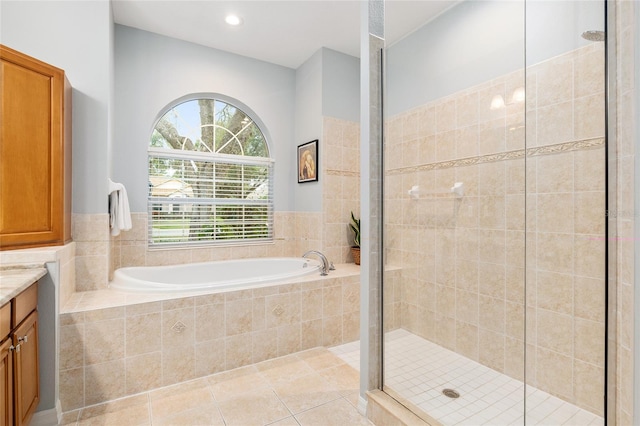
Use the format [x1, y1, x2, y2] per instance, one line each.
[148, 149, 274, 248]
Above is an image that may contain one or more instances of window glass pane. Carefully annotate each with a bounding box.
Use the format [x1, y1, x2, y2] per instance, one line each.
[149, 97, 272, 247]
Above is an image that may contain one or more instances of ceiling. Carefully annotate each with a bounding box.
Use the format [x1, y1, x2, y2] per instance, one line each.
[111, 1, 458, 69]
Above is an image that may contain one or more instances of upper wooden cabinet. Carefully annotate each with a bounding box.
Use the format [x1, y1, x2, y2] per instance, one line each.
[0, 45, 72, 250]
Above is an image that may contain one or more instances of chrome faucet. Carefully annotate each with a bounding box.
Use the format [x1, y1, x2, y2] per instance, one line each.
[302, 250, 334, 276]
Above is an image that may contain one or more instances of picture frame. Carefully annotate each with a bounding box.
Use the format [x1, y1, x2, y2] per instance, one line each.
[297, 139, 318, 183]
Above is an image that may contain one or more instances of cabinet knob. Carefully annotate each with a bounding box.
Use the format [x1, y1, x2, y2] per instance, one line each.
[18, 335, 27, 344]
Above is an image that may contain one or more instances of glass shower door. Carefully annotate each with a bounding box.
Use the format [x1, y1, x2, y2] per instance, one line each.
[523, 1, 606, 423]
[382, 0, 607, 424]
[383, 1, 527, 424]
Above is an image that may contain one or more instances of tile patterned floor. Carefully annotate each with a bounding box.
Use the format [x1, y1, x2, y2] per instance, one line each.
[59, 348, 371, 426]
[330, 329, 604, 426]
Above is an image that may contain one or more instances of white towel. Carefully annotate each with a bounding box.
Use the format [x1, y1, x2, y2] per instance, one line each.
[108, 179, 132, 236]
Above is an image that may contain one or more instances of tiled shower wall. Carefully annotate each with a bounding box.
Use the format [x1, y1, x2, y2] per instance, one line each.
[385, 43, 605, 415]
[70, 116, 360, 293]
[321, 117, 361, 264]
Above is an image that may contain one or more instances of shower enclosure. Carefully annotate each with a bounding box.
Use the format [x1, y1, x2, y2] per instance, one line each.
[382, 1, 606, 424]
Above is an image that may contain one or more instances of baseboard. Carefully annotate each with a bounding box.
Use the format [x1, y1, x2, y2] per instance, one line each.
[31, 401, 61, 426]
[358, 394, 368, 416]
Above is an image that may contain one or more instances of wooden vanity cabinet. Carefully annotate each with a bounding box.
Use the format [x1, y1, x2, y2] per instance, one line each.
[0, 282, 39, 426]
[0, 332, 13, 426]
[0, 44, 72, 250]
[13, 310, 39, 426]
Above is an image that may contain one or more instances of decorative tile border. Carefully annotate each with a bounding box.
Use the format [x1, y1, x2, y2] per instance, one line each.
[387, 137, 605, 175]
[326, 169, 360, 177]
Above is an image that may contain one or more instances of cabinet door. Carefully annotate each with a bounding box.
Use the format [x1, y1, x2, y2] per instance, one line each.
[13, 311, 38, 426]
[0, 338, 13, 426]
[0, 45, 69, 249]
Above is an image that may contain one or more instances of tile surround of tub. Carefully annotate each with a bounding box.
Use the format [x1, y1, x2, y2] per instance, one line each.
[59, 347, 367, 426]
[107, 208, 352, 281]
[58, 265, 392, 411]
[384, 43, 606, 416]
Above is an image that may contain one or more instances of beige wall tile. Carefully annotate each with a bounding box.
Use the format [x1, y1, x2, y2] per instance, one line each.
[479, 119, 506, 155]
[536, 232, 574, 274]
[574, 235, 605, 279]
[536, 348, 573, 400]
[162, 347, 196, 385]
[60, 324, 84, 370]
[574, 360, 604, 416]
[225, 298, 253, 336]
[125, 352, 162, 394]
[537, 193, 574, 233]
[504, 337, 525, 381]
[456, 290, 478, 326]
[253, 329, 278, 363]
[478, 329, 504, 372]
[574, 148, 605, 192]
[225, 334, 253, 370]
[574, 45, 605, 99]
[266, 293, 301, 328]
[322, 315, 343, 347]
[126, 312, 161, 356]
[456, 322, 479, 360]
[575, 94, 605, 140]
[195, 303, 225, 342]
[277, 324, 302, 356]
[537, 271, 573, 315]
[195, 339, 226, 376]
[478, 295, 505, 333]
[84, 318, 125, 365]
[537, 152, 574, 193]
[537, 56, 573, 108]
[537, 309, 573, 356]
[301, 319, 324, 350]
[59, 367, 85, 411]
[574, 276, 605, 322]
[574, 318, 605, 366]
[85, 360, 126, 406]
[162, 307, 195, 350]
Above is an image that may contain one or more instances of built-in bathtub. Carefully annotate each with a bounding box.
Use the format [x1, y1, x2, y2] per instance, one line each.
[109, 257, 322, 292]
[59, 260, 392, 413]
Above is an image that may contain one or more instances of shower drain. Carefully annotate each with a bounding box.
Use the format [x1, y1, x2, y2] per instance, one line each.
[442, 389, 460, 399]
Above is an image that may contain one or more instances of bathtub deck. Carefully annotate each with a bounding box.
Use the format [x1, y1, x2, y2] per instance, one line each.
[62, 262, 363, 313]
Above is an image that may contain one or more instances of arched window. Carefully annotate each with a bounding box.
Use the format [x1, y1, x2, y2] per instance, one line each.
[148, 97, 273, 247]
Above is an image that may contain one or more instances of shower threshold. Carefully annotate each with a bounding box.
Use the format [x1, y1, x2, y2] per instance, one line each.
[330, 329, 603, 426]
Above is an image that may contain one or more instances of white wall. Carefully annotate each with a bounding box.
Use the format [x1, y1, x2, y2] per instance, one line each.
[386, 0, 604, 116]
[0, 0, 113, 214]
[322, 48, 360, 123]
[294, 49, 323, 212]
[294, 47, 360, 212]
[113, 25, 296, 212]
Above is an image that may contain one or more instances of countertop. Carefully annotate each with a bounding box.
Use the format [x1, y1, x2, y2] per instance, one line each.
[0, 265, 47, 306]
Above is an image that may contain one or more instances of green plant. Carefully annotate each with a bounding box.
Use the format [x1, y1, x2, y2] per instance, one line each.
[349, 211, 360, 248]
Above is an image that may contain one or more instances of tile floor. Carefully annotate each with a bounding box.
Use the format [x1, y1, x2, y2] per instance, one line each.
[59, 348, 371, 426]
[59, 329, 605, 426]
[331, 329, 604, 426]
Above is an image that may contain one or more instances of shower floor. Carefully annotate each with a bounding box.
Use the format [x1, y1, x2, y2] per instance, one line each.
[330, 329, 604, 426]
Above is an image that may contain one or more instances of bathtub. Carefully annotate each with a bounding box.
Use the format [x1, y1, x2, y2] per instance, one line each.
[109, 257, 322, 292]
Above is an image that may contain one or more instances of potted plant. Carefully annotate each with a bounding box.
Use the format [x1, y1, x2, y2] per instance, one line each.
[349, 211, 361, 265]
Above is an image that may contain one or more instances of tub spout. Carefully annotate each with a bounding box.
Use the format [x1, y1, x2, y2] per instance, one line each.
[302, 250, 331, 276]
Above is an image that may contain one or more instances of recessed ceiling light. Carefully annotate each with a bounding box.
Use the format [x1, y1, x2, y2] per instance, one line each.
[225, 14, 243, 26]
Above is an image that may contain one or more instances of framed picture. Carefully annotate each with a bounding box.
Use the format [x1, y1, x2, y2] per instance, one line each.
[297, 139, 318, 183]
